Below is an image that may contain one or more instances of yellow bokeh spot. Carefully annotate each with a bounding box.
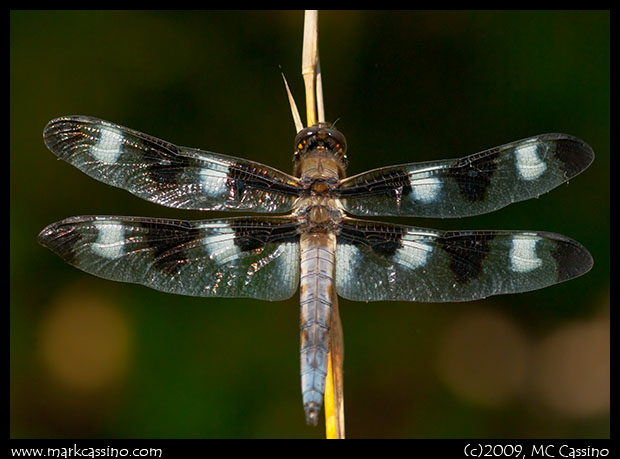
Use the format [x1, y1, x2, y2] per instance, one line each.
[436, 308, 529, 407]
[534, 316, 609, 418]
[39, 284, 131, 392]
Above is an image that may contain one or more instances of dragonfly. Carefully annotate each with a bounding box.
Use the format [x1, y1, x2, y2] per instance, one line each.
[38, 115, 594, 425]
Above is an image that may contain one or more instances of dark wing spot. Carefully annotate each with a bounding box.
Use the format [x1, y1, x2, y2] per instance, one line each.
[551, 137, 595, 180]
[447, 148, 500, 202]
[337, 169, 412, 198]
[231, 219, 301, 253]
[138, 220, 201, 276]
[143, 139, 191, 187]
[548, 233, 594, 282]
[338, 222, 406, 257]
[227, 163, 300, 196]
[38, 222, 84, 266]
[439, 232, 495, 283]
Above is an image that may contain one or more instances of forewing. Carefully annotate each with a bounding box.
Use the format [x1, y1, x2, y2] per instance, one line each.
[38, 215, 300, 301]
[43, 116, 302, 212]
[336, 218, 592, 302]
[338, 134, 594, 217]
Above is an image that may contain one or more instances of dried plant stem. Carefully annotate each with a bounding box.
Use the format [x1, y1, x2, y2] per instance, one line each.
[302, 10, 319, 126]
[301, 9, 345, 439]
[282, 72, 304, 133]
[326, 293, 345, 438]
[315, 58, 325, 123]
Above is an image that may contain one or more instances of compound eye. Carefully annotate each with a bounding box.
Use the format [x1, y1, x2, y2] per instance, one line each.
[327, 129, 347, 154]
[294, 127, 316, 151]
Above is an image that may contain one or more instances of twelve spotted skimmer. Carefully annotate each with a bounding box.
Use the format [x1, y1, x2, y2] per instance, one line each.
[38, 116, 594, 425]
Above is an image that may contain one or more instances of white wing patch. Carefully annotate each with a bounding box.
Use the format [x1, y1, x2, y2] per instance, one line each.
[200, 168, 229, 196]
[91, 127, 123, 163]
[396, 231, 434, 270]
[410, 172, 442, 203]
[91, 221, 125, 259]
[202, 226, 241, 264]
[515, 140, 547, 181]
[510, 236, 543, 273]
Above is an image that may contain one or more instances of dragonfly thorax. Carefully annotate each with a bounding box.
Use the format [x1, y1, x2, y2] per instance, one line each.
[295, 201, 344, 233]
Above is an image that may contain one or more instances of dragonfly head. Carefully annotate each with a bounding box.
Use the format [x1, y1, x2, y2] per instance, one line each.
[294, 123, 348, 176]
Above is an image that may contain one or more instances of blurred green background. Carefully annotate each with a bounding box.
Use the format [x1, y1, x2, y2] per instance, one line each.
[11, 10, 609, 438]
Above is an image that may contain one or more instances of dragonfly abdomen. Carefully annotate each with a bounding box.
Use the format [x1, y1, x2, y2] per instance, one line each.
[299, 232, 336, 425]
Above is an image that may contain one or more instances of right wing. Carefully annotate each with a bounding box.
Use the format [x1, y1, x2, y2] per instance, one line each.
[338, 134, 594, 217]
[335, 218, 593, 302]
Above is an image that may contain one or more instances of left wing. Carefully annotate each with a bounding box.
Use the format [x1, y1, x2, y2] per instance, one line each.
[43, 116, 302, 212]
[38, 215, 301, 300]
[336, 218, 592, 302]
[338, 134, 594, 217]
